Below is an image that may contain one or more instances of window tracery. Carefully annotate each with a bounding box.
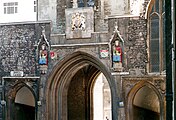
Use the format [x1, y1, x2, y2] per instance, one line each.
[148, 0, 165, 73]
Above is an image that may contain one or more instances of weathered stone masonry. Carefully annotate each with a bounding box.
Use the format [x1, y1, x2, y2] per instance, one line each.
[0, 21, 51, 120]
[0, 22, 51, 77]
[0, 0, 166, 120]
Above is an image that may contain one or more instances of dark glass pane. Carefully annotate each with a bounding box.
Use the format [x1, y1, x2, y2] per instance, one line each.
[0, 94, 2, 120]
[34, 6, 36, 12]
[150, 14, 160, 72]
[150, 41, 160, 72]
[162, 0, 165, 13]
[4, 3, 7, 6]
[4, 8, 6, 14]
[163, 13, 166, 70]
[15, 7, 17, 13]
[15, 2, 18, 5]
[87, 0, 94, 7]
[151, 15, 159, 39]
[150, 50, 159, 72]
[151, 39, 159, 52]
[78, 0, 84, 7]
[151, 64, 160, 72]
[155, 0, 159, 13]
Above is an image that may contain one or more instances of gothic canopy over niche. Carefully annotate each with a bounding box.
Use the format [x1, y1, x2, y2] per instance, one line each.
[37, 26, 50, 74]
[110, 22, 124, 72]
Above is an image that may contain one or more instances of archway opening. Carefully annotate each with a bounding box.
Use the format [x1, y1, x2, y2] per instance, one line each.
[67, 65, 112, 120]
[46, 52, 117, 120]
[133, 86, 160, 120]
[93, 73, 112, 120]
[14, 86, 35, 120]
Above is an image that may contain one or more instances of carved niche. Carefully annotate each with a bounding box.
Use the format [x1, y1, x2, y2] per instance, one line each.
[110, 22, 124, 72]
[37, 26, 50, 74]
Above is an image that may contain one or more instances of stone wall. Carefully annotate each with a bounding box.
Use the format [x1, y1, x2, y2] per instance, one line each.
[68, 69, 86, 120]
[38, 0, 151, 34]
[49, 15, 148, 75]
[38, 0, 57, 33]
[56, 0, 66, 34]
[0, 22, 50, 77]
[108, 16, 147, 73]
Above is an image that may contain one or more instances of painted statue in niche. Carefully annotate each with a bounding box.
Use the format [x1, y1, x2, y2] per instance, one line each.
[39, 44, 47, 65]
[113, 40, 122, 62]
[38, 26, 50, 74]
[112, 40, 123, 71]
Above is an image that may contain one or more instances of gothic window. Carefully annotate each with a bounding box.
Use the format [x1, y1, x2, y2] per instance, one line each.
[78, 0, 84, 7]
[148, 0, 165, 73]
[72, 0, 95, 8]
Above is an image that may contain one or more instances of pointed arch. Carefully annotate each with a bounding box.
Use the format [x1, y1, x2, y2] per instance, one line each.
[15, 86, 35, 107]
[145, 0, 156, 19]
[6, 81, 37, 120]
[7, 81, 37, 102]
[146, 0, 165, 73]
[126, 81, 164, 120]
[45, 51, 118, 120]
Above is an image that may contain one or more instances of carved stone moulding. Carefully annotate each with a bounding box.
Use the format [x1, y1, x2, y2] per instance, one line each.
[122, 76, 166, 99]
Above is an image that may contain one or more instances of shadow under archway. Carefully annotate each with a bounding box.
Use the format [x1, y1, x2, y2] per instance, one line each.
[14, 86, 35, 120]
[46, 51, 118, 120]
[6, 81, 37, 120]
[126, 81, 164, 120]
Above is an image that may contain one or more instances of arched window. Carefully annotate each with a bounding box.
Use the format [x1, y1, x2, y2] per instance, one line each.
[148, 0, 165, 73]
[72, 0, 95, 8]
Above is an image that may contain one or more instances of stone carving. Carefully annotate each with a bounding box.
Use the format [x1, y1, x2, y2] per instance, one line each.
[5, 78, 38, 99]
[123, 79, 139, 98]
[154, 79, 166, 94]
[71, 12, 86, 31]
[65, 7, 94, 39]
[122, 77, 166, 99]
[72, 0, 78, 8]
[37, 26, 50, 74]
[111, 22, 124, 72]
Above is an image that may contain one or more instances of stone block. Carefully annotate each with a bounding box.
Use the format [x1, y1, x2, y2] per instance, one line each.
[65, 7, 94, 39]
